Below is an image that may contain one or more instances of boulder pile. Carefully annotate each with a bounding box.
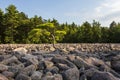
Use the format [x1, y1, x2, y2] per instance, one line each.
[0, 46, 120, 80]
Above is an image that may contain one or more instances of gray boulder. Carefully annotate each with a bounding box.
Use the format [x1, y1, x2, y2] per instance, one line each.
[31, 71, 43, 80]
[0, 74, 9, 80]
[91, 71, 120, 80]
[15, 73, 31, 80]
[62, 67, 79, 80]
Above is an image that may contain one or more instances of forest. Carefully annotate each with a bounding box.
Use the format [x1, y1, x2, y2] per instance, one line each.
[0, 5, 120, 44]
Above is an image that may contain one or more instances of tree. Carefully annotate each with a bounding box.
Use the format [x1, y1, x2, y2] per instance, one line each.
[30, 22, 66, 47]
[0, 9, 4, 43]
[80, 21, 93, 42]
[4, 5, 19, 43]
[92, 20, 101, 42]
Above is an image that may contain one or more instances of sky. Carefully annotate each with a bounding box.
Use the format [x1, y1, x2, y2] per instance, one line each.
[0, 0, 120, 26]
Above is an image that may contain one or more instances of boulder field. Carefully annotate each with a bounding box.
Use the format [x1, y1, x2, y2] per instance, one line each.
[0, 44, 119, 80]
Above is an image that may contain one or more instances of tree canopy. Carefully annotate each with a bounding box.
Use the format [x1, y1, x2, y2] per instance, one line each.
[0, 5, 120, 43]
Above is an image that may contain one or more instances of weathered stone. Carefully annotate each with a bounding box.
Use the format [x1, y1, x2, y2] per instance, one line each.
[111, 55, 120, 73]
[1, 56, 18, 65]
[13, 47, 28, 54]
[0, 74, 9, 80]
[22, 54, 38, 65]
[31, 71, 43, 80]
[41, 74, 63, 80]
[15, 73, 31, 80]
[91, 71, 119, 80]
[38, 61, 46, 70]
[53, 74, 63, 80]
[57, 63, 70, 71]
[62, 68, 79, 80]
[45, 66, 59, 74]
[73, 57, 95, 69]
[0, 64, 8, 72]
[2, 71, 14, 78]
[44, 60, 54, 68]
[21, 64, 37, 75]
[51, 57, 76, 68]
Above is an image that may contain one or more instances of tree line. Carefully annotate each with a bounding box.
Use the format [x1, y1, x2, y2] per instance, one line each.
[0, 5, 120, 44]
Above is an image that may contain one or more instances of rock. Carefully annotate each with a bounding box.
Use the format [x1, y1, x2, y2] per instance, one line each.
[8, 66, 22, 75]
[21, 64, 37, 75]
[41, 74, 63, 80]
[31, 71, 43, 80]
[53, 74, 63, 80]
[56, 63, 70, 71]
[44, 60, 54, 68]
[91, 71, 119, 80]
[51, 57, 76, 68]
[38, 61, 46, 70]
[2, 71, 14, 78]
[46, 66, 59, 74]
[0, 64, 8, 72]
[111, 55, 120, 73]
[0, 56, 4, 61]
[0, 74, 9, 80]
[73, 57, 95, 69]
[1, 56, 20, 65]
[22, 54, 38, 65]
[66, 55, 76, 61]
[13, 47, 28, 54]
[15, 73, 31, 80]
[62, 68, 79, 80]
[83, 68, 98, 79]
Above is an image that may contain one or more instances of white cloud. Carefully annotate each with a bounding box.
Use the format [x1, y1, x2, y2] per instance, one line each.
[94, 0, 120, 26]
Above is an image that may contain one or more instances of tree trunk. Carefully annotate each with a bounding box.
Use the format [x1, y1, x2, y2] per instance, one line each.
[51, 34, 56, 49]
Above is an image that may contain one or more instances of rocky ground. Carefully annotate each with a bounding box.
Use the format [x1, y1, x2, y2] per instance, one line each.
[0, 46, 120, 80]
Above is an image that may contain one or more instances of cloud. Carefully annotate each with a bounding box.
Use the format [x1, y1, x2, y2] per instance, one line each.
[94, 0, 120, 26]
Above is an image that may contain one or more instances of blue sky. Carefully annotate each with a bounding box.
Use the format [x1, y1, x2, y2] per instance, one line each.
[0, 0, 120, 26]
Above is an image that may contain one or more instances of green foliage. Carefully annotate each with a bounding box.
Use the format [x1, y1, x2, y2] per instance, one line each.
[28, 29, 42, 43]
[0, 4, 120, 43]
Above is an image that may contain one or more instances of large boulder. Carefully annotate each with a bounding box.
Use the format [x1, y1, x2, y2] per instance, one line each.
[44, 60, 54, 68]
[15, 73, 31, 80]
[111, 55, 120, 73]
[31, 71, 43, 80]
[41, 74, 63, 80]
[0, 74, 9, 80]
[62, 67, 79, 80]
[1, 56, 19, 65]
[2, 71, 14, 78]
[22, 54, 38, 65]
[13, 47, 28, 55]
[0, 64, 8, 72]
[21, 64, 37, 75]
[91, 71, 119, 80]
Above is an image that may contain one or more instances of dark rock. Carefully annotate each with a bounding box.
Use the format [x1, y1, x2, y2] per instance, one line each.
[51, 57, 76, 68]
[46, 66, 59, 74]
[62, 67, 79, 80]
[31, 71, 43, 80]
[56, 63, 70, 71]
[1, 56, 21, 66]
[21, 64, 37, 76]
[15, 73, 31, 80]
[0, 64, 8, 72]
[111, 55, 120, 73]
[2, 71, 14, 78]
[91, 71, 119, 80]
[73, 57, 96, 69]
[38, 61, 46, 70]
[22, 54, 38, 65]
